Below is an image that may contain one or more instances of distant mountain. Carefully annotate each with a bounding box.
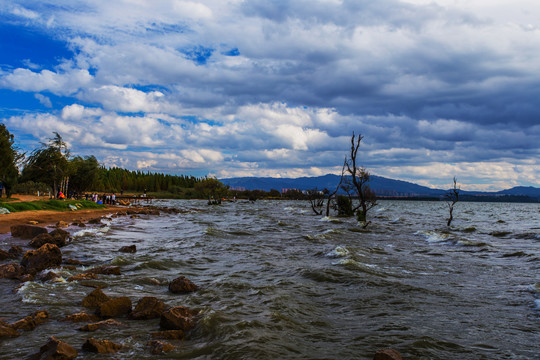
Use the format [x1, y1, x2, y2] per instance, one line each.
[221, 174, 445, 197]
[220, 175, 540, 200]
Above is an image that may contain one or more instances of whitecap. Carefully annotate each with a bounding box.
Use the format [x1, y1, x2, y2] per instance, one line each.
[415, 230, 452, 243]
[326, 246, 350, 258]
[73, 226, 110, 238]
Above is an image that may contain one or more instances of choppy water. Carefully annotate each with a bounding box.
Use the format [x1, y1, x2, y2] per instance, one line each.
[1, 200, 539, 359]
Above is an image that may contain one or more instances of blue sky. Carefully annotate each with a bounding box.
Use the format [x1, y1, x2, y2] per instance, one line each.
[1, 0, 539, 191]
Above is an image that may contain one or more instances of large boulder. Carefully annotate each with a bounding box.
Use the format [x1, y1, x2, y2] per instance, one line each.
[82, 288, 111, 308]
[8, 245, 23, 256]
[159, 306, 197, 331]
[20, 243, 62, 275]
[27, 336, 78, 360]
[10, 310, 49, 331]
[0, 249, 15, 260]
[0, 263, 25, 279]
[30, 230, 68, 248]
[10, 224, 48, 239]
[169, 276, 198, 294]
[130, 297, 169, 320]
[82, 338, 122, 353]
[374, 349, 403, 360]
[97, 297, 132, 318]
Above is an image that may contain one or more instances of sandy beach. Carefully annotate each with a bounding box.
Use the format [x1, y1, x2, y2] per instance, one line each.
[0, 195, 128, 234]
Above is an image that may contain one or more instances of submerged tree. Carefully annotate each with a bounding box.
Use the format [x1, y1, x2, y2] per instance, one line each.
[343, 132, 377, 227]
[0, 123, 23, 197]
[446, 177, 459, 226]
[307, 188, 326, 215]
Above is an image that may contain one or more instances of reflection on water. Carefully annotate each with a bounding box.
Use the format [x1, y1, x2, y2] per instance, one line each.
[1, 200, 539, 359]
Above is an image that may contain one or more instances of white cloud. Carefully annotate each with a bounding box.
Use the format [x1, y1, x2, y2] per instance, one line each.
[34, 94, 52, 108]
[0, 68, 93, 96]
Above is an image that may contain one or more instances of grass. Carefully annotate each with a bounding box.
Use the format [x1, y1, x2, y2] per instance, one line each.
[0, 200, 106, 213]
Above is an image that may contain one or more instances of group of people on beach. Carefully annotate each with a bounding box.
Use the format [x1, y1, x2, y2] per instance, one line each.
[85, 193, 116, 205]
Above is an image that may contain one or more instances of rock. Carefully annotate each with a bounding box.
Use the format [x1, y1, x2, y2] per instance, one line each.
[61, 312, 100, 323]
[63, 258, 83, 265]
[0, 249, 14, 260]
[56, 220, 69, 228]
[28, 336, 78, 360]
[151, 330, 185, 340]
[97, 297, 132, 318]
[0, 263, 26, 279]
[0, 321, 19, 338]
[78, 318, 126, 332]
[160, 306, 197, 331]
[87, 265, 121, 275]
[169, 276, 198, 294]
[10, 224, 48, 239]
[10, 316, 36, 331]
[37, 271, 60, 282]
[118, 245, 136, 253]
[148, 340, 175, 354]
[30, 231, 67, 248]
[82, 288, 111, 308]
[87, 217, 102, 225]
[374, 348, 403, 360]
[27, 220, 39, 225]
[10, 310, 49, 331]
[82, 338, 122, 353]
[20, 243, 62, 275]
[19, 273, 35, 282]
[8, 245, 23, 256]
[68, 272, 99, 282]
[130, 296, 169, 320]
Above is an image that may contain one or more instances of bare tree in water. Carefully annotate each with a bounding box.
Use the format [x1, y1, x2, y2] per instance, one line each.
[446, 177, 459, 226]
[344, 132, 377, 228]
[307, 188, 325, 215]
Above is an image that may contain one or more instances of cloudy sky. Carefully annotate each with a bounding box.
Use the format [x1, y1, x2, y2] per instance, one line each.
[1, 0, 539, 191]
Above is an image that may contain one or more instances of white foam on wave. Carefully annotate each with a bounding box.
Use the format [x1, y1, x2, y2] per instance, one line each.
[326, 245, 350, 258]
[415, 230, 451, 243]
[73, 226, 110, 238]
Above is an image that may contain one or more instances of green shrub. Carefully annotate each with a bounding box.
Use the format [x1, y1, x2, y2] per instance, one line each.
[336, 195, 353, 217]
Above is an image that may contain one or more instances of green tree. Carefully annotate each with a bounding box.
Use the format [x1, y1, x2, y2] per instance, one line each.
[0, 123, 22, 197]
[69, 156, 100, 195]
[194, 177, 228, 199]
[22, 132, 70, 198]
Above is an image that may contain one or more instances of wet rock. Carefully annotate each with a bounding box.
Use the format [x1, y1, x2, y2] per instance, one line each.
[10, 316, 36, 331]
[82, 337, 122, 353]
[32, 310, 50, 325]
[30, 231, 68, 248]
[50, 228, 70, 242]
[374, 348, 403, 360]
[118, 245, 136, 253]
[19, 273, 35, 283]
[97, 296, 132, 318]
[160, 306, 197, 331]
[0, 321, 19, 338]
[79, 318, 126, 331]
[20, 243, 62, 275]
[169, 276, 198, 294]
[61, 312, 100, 323]
[56, 220, 69, 228]
[151, 330, 185, 340]
[0, 263, 26, 279]
[64, 258, 83, 265]
[87, 265, 121, 275]
[27, 336, 78, 360]
[148, 340, 175, 354]
[87, 217, 102, 225]
[8, 245, 23, 256]
[67, 272, 99, 282]
[0, 249, 15, 260]
[130, 296, 169, 320]
[82, 288, 111, 308]
[37, 271, 60, 282]
[10, 224, 48, 239]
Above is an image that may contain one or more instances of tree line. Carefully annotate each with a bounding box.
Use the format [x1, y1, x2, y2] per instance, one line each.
[0, 124, 204, 198]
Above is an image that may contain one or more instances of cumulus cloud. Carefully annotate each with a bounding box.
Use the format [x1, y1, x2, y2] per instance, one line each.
[1, 0, 540, 189]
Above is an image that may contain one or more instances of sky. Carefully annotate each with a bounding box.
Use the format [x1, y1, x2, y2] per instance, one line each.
[1, 0, 539, 191]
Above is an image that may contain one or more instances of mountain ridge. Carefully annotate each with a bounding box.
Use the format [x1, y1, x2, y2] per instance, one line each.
[220, 174, 540, 199]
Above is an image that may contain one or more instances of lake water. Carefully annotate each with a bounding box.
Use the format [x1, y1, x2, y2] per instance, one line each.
[1, 200, 539, 359]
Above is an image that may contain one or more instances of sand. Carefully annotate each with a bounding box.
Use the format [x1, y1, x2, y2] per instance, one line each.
[0, 195, 129, 235]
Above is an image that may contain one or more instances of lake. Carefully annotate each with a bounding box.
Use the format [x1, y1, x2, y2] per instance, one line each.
[1, 200, 539, 359]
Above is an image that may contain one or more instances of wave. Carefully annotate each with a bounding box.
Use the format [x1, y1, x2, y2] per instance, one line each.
[415, 230, 453, 243]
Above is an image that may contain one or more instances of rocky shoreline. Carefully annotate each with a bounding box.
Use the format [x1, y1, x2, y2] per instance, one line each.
[0, 206, 402, 359]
